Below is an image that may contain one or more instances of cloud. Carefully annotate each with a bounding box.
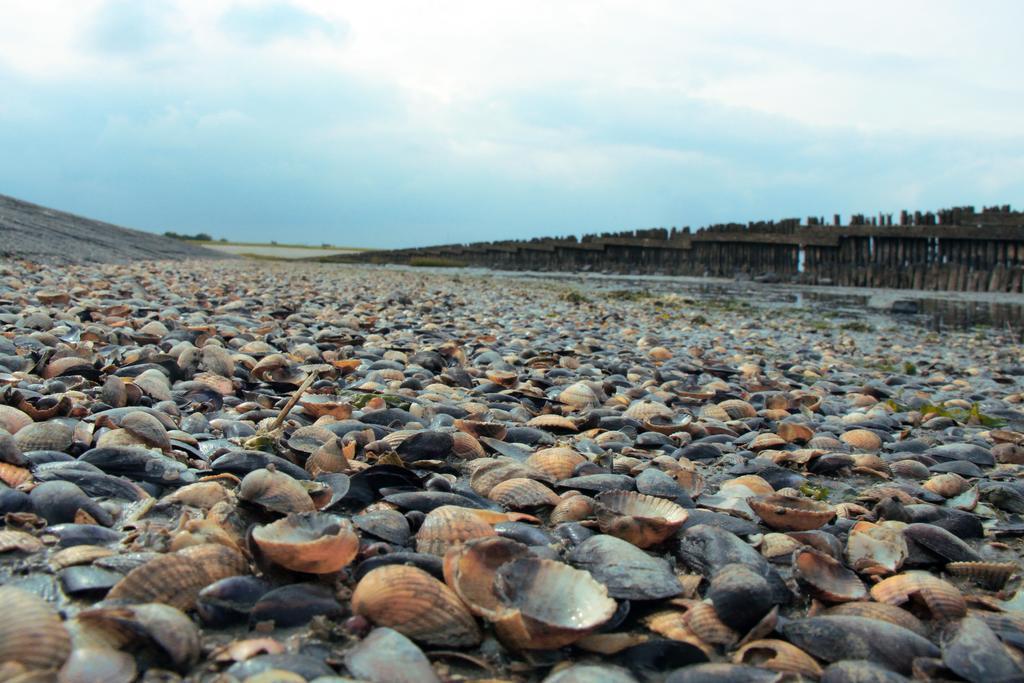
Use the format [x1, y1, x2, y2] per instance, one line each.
[0, 1, 1021, 248]
[85, 0, 183, 55]
[220, 2, 346, 45]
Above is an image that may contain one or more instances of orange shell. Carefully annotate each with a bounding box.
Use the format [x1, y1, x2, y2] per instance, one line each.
[870, 571, 967, 621]
[488, 478, 560, 509]
[840, 428, 882, 451]
[444, 537, 532, 618]
[749, 494, 835, 532]
[107, 545, 248, 611]
[946, 561, 1017, 591]
[351, 565, 481, 647]
[526, 447, 586, 481]
[594, 491, 689, 548]
[549, 494, 596, 524]
[490, 558, 617, 650]
[792, 547, 867, 602]
[0, 586, 71, 671]
[251, 512, 359, 574]
[734, 639, 823, 678]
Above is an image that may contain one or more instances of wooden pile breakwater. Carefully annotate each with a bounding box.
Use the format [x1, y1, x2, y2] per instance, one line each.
[342, 205, 1024, 292]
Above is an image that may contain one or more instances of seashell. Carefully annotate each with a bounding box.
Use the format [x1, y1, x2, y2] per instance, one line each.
[351, 565, 481, 646]
[15, 421, 74, 453]
[717, 399, 757, 420]
[303, 436, 351, 476]
[489, 477, 560, 509]
[416, 505, 501, 556]
[59, 647, 137, 683]
[840, 428, 882, 451]
[781, 615, 938, 674]
[239, 468, 315, 514]
[922, 472, 970, 498]
[344, 627, 441, 683]
[107, 545, 249, 611]
[527, 414, 578, 432]
[569, 534, 682, 600]
[0, 586, 71, 670]
[890, 459, 931, 479]
[793, 547, 867, 602]
[451, 431, 486, 460]
[0, 529, 44, 554]
[845, 520, 907, 576]
[490, 558, 617, 650]
[48, 545, 116, 571]
[749, 433, 786, 451]
[118, 411, 171, 451]
[470, 459, 552, 497]
[719, 475, 774, 498]
[72, 602, 201, 672]
[706, 563, 773, 633]
[594, 491, 688, 548]
[946, 561, 1017, 591]
[550, 494, 595, 524]
[196, 576, 273, 627]
[158, 481, 236, 510]
[825, 601, 928, 637]
[677, 525, 792, 605]
[941, 616, 1024, 683]
[527, 447, 587, 481]
[353, 509, 411, 545]
[0, 408, 34, 439]
[624, 400, 674, 422]
[734, 639, 823, 679]
[648, 346, 672, 360]
[870, 571, 967, 621]
[749, 494, 835, 531]
[777, 422, 814, 444]
[759, 533, 802, 562]
[444, 537, 533, 617]
[453, 419, 508, 441]
[249, 583, 343, 628]
[0, 462, 30, 488]
[904, 522, 981, 564]
[558, 382, 600, 409]
[676, 599, 737, 646]
[251, 512, 359, 574]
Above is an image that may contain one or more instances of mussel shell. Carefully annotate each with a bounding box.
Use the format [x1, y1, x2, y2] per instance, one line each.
[29, 480, 114, 526]
[196, 576, 273, 627]
[664, 663, 786, 682]
[707, 563, 773, 633]
[677, 525, 792, 604]
[820, 660, 913, 683]
[780, 615, 938, 674]
[345, 627, 441, 683]
[569, 534, 682, 600]
[354, 509, 412, 545]
[59, 647, 137, 683]
[941, 616, 1023, 683]
[79, 446, 196, 486]
[249, 583, 343, 627]
[211, 450, 310, 480]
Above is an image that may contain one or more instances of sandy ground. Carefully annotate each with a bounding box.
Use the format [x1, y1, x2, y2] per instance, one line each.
[203, 244, 363, 259]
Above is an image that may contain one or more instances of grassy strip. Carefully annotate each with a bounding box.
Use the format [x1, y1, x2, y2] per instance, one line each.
[199, 240, 372, 251]
[409, 257, 466, 268]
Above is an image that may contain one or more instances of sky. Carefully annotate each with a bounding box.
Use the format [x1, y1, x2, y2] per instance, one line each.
[1, 1, 1022, 248]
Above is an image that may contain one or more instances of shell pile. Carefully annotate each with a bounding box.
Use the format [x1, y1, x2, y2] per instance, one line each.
[0, 257, 1024, 682]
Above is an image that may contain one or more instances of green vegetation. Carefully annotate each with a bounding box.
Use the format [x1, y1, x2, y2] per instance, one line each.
[799, 483, 830, 501]
[198, 239, 371, 251]
[604, 288, 655, 301]
[342, 391, 410, 409]
[561, 289, 591, 305]
[839, 320, 874, 332]
[885, 398, 1006, 427]
[903, 361, 918, 375]
[408, 257, 466, 268]
[165, 231, 213, 241]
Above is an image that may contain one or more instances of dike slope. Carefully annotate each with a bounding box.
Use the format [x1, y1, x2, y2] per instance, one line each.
[0, 193, 227, 263]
